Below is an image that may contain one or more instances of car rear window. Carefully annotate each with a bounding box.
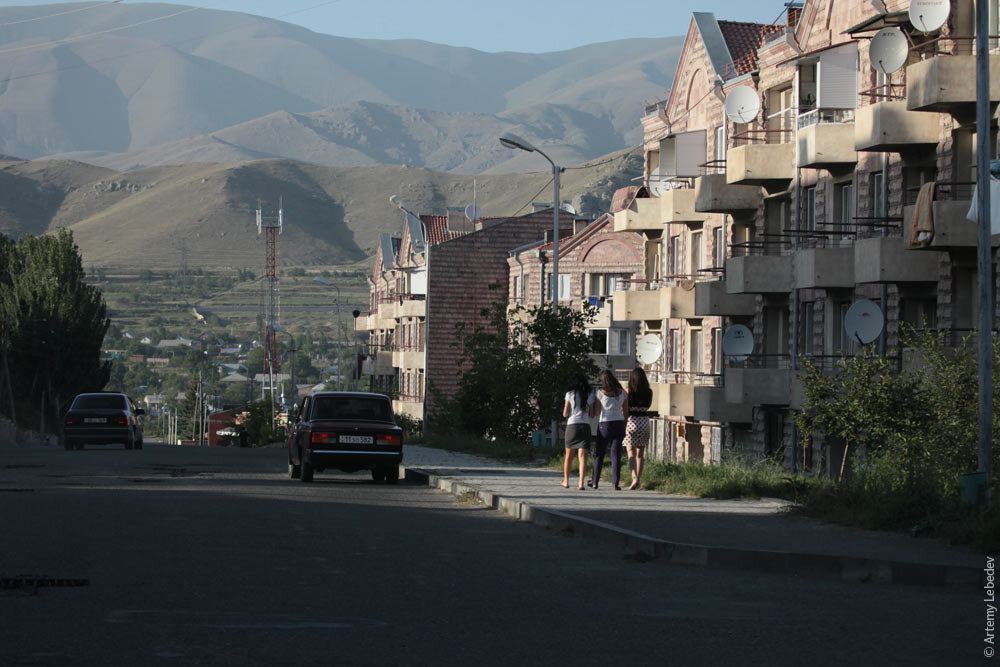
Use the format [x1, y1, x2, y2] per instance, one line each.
[73, 395, 127, 410]
[311, 396, 392, 422]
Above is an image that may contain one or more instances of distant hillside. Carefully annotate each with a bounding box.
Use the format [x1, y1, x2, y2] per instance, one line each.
[0, 149, 643, 269]
[0, 3, 680, 171]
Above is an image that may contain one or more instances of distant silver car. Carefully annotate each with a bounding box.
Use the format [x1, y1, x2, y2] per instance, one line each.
[62, 393, 145, 450]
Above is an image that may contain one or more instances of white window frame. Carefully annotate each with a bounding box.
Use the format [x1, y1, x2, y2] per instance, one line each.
[689, 328, 703, 373]
[714, 225, 725, 268]
[588, 328, 609, 355]
[670, 329, 681, 371]
[690, 230, 703, 275]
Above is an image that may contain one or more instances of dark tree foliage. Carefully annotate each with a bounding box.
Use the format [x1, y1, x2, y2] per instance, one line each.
[0, 230, 110, 429]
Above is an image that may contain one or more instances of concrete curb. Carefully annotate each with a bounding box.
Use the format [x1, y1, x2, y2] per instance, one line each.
[402, 465, 984, 589]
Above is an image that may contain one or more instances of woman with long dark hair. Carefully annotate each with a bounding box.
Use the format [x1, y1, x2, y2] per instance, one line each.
[623, 367, 653, 489]
[561, 375, 594, 490]
[588, 369, 628, 490]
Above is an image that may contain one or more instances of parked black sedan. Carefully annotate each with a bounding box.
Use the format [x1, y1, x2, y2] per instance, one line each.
[287, 392, 403, 483]
[63, 393, 145, 450]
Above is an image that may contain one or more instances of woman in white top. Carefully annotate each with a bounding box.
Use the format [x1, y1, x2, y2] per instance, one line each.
[561, 375, 594, 490]
[588, 369, 629, 490]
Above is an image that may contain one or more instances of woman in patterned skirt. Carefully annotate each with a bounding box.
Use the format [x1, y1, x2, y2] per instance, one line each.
[623, 367, 653, 490]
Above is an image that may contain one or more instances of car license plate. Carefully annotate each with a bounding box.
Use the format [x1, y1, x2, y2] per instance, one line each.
[340, 435, 372, 444]
[84, 418, 105, 423]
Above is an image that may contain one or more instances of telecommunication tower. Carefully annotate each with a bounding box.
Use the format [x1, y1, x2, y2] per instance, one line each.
[257, 199, 283, 404]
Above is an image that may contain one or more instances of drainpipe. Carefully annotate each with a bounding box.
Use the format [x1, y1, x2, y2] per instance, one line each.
[790, 72, 802, 473]
[880, 150, 889, 356]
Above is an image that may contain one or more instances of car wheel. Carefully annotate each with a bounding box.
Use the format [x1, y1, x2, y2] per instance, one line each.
[301, 461, 314, 483]
[371, 467, 385, 482]
[75, 441, 84, 450]
[63, 438, 73, 451]
[288, 459, 301, 479]
[385, 465, 399, 484]
[125, 432, 134, 450]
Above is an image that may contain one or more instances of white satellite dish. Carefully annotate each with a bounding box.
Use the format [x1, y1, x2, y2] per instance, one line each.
[844, 299, 885, 345]
[870, 27, 909, 75]
[648, 168, 668, 197]
[560, 202, 577, 215]
[464, 205, 481, 221]
[909, 0, 950, 33]
[722, 325, 754, 362]
[636, 334, 663, 365]
[723, 86, 761, 124]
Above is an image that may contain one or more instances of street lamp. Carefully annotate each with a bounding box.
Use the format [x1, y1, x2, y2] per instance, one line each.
[499, 133, 562, 316]
[352, 309, 361, 392]
[500, 133, 563, 449]
[313, 277, 344, 390]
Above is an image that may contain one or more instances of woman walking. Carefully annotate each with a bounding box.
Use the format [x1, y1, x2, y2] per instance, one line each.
[589, 369, 628, 490]
[623, 367, 653, 490]
[561, 375, 594, 490]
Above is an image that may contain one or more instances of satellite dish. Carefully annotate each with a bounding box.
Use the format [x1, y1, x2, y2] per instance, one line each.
[722, 325, 754, 362]
[464, 205, 481, 221]
[844, 299, 885, 345]
[870, 27, 909, 75]
[636, 334, 663, 365]
[648, 168, 667, 197]
[724, 86, 761, 124]
[560, 202, 577, 215]
[909, 0, 950, 33]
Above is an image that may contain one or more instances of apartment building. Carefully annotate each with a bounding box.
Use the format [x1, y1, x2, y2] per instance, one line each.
[362, 208, 580, 421]
[506, 213, 644, 376]
[613, 0, 999, 473]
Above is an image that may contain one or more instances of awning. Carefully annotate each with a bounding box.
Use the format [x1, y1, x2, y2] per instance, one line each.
[843, 10, 908, 36]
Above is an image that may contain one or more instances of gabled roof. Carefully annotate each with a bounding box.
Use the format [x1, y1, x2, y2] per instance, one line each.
[719, 20, 784, 78]
[422, 215, 469, 245]
[692, 12, 735, 79]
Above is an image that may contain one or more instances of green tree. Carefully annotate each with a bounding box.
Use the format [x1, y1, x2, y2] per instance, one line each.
[0, 230, 110, 429]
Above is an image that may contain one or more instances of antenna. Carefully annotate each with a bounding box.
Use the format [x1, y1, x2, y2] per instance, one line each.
[844, 299, 885, 345]
[870, 27, 909, 75]
[636, 334, 663, 365]
[722, 325, 754, 362]
[908, 0, 950, 33]
[724, 86, 761, 125]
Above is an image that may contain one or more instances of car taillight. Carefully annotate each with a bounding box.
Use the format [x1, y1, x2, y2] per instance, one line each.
[115, 416, 128, 425]
[64, 417, 76, 426]
[311, 432, 336, 445]
[377, 433, 402, 446]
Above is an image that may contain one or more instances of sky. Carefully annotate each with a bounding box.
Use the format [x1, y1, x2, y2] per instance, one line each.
[4, 0, 785, 53]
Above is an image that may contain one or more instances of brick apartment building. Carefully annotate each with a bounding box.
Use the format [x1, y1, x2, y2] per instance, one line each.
[362, 208, 582, 421]
[611, 1, 1000, 473]
[507, 212, 644, 375]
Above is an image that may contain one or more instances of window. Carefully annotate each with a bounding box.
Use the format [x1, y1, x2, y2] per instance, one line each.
[804, 187, 816, 231]
[588, 329, 609, 354]
[615, 329, 630, 355]
[801, 302, 815, 355]
[513, 275, 521, 300]
[689, 328, 703, 373]
[588, 274, 602, 296]
[712, 327, 722, 373]
[559, 274, 571, 300]
[834, 182, 854, 240]
[690, 231, 703, 275]
[833, 301, 856, 354]
[715, 124, 727, 162]
[766, 85, 794, 135]
[670, 329, 681, 371]
[714, 226, 725, 268]
[669, 236, 680, 277]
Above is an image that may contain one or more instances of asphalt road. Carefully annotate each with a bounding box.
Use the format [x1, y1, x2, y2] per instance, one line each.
[0, 442, 985, 666]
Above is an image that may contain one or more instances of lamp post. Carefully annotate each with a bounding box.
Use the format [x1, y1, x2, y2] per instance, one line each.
[500, 133, 563, 449]
[313, 277, 344, 390]
[352, 310, 361, 391]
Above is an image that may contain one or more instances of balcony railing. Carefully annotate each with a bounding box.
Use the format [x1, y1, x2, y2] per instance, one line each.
[727, 353, 792, 369]
[396, 392, 424, 403]
[797, 108, 854, 129]
[904, 181, 976, 206]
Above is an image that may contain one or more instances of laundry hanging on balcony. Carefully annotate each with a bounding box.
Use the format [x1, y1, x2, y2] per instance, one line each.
[909, 181, 937, 248]
[965, 176, 1000, 235]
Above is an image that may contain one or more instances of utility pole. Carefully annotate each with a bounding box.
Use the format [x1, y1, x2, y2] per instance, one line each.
[976, 0, 994, 503]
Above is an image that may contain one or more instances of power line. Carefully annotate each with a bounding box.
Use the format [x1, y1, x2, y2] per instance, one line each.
[511, 176, 554, 217]
[0, 0, 122, 28]
[563, 144, 641, 170]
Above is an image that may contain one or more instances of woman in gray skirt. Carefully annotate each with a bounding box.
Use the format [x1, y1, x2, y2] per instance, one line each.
[561, 375, 594, 490]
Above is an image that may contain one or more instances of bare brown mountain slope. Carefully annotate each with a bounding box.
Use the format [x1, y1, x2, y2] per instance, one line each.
[0, 150, 641, 269]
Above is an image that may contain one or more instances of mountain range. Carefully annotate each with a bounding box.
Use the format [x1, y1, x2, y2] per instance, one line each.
[0, 2, 682, 172]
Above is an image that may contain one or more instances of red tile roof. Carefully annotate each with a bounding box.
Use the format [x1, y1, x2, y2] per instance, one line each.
[718, 21, 784, 79]
[421, 215, 468, 245]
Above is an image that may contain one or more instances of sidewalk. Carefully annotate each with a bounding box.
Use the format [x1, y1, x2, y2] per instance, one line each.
[402, 445, 986, 588]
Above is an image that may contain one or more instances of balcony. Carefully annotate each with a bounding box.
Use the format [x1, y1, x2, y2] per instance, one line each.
[853, 101, 941, 152]
[660, 383, 693, 417]
[392, 347, 424, 370]
[693, 386, 753, 423]
[725, 254, 792, 293]
[794, 246, 855, 288]
[694, 279, 756, 316]
[902, 184, 997, 250]
[399, 299, 426, 318]
[725, 142, 794, 192]
[377, 301, 398, 321]
[725, 362, 793, 406]
[613, 196, 662, 233]
[588, 297, 614, 328]
[797, 110, 857, 169]
[373, 349, 394, 375]
[906, 53, 1000, 118]
[660, 187, 710, 225]
[612, 284, 696, 322]
[694, 174, 761, 214]
[854, 236, 939, 283]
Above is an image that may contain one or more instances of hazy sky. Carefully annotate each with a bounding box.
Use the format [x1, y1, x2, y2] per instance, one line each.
[5, 0, 785, 52]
